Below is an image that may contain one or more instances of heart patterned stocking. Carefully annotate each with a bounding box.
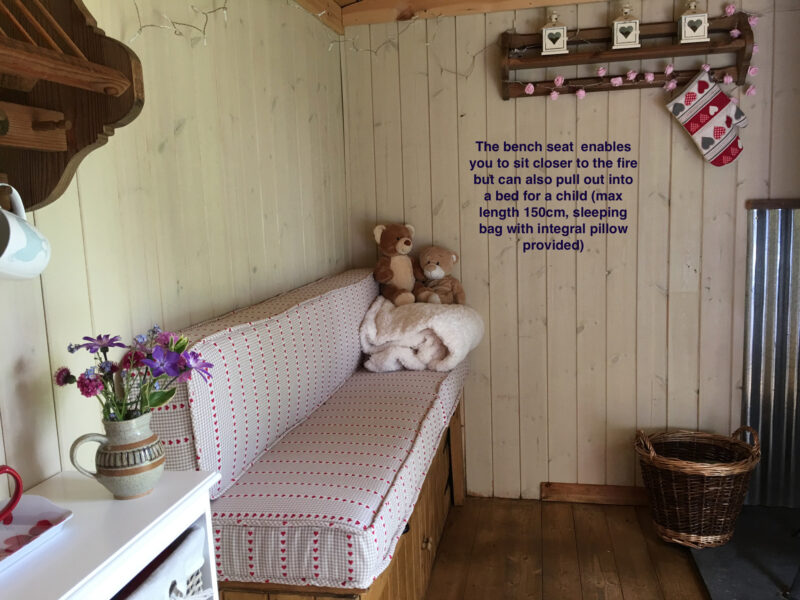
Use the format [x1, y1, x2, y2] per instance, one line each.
[666, 71, 748, 166]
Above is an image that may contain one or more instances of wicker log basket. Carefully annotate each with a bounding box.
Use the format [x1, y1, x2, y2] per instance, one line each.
[634, 427, 761, 549]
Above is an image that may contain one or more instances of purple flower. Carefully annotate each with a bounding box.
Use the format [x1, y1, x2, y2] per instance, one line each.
[148, 324, 162, 337]
[142, 345, 174, 377]
[99, 361, 119, 375]
[54, 367, 75, 387]
[79, 334, 126, 354]
[182, 351, 214, 382]
[77, 371, 104, 397]
[67, 343, 79, 354]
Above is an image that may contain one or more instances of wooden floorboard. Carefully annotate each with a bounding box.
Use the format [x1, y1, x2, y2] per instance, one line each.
[635, 507, 711, 600]
[542, 502, 583, 600]
[573, 504, 624, 600]
[426, 498, 707, 600]
[603, 505, 665, 600]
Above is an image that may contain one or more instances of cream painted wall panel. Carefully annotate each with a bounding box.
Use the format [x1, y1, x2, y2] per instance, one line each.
[35, 180, 98, 472]
[635, 0, 673, 484]
[343, 25, 378, 266]
[545, 4, 579, 485]
[371, 23, 405, 226]
[399, 20, 433, 248]
[486, 11, 520, 499]
[515, 6, 549, 500]
[0, 0, 348, 488]
[427, 18, 461, 264]
[0, 267, 60, 490]
[769, 5, 800, 197]
[456, 14, 493, 497]
[575, 1, 608, 487]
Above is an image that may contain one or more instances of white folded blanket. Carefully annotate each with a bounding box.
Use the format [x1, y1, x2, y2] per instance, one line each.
[360, 296, 484, 372]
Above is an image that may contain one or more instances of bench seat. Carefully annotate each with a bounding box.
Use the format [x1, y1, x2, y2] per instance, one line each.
[211, 364, 468, 588]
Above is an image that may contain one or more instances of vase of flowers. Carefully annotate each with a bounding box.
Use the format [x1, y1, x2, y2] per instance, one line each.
[56, 326, 212, 499]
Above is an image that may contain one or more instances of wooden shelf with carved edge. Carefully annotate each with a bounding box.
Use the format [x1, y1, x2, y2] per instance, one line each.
[0, 0, 143, 211]
[500, 12, 753, 100]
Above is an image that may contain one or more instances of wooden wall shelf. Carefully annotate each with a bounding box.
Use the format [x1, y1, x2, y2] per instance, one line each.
[0, 0, 143, 211]
[501, 12, 754, 100]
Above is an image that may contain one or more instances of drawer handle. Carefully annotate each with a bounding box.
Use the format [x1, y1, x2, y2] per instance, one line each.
[422, 536, 432, 551]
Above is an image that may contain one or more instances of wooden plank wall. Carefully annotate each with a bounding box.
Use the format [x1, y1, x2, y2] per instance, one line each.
[0, 0, 347, 499]
[341, 0, 798, 497]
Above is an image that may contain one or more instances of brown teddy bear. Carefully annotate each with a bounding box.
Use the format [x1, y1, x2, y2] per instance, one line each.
[373, 223, 425, 306]
[414, 245, 466, 305]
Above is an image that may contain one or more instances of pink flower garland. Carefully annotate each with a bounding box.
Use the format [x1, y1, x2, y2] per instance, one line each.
[524, 83, 535, 95]
[554, 75, 565, 87]
[730, 28, 741, 38]
[610, 76, 623, 87]
[626, 70, 637, 81]
[725, 4, 736, 17]
[575, 88, 586, 99]
[549, 90, 560, 101]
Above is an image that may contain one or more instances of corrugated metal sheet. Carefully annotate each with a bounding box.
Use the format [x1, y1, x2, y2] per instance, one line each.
[743, 205, 800, 507]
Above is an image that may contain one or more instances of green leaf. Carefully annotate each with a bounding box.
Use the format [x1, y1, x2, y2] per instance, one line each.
[173, 338, 189, 354]
[147, 388, 176, 408]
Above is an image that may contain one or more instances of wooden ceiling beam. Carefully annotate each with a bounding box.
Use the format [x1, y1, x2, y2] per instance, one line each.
[341, 0, 601, 27]
[295, 0, 345, 35]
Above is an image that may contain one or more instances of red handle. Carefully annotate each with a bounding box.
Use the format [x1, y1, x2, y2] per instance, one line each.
[0, 465, 23, 523]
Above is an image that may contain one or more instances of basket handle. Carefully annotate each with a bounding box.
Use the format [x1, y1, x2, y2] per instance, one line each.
[635, 429, 656, 460]
[731, 425, 760, 450]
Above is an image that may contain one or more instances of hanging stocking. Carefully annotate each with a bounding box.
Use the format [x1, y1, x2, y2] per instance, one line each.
[666, 71, 748, 166]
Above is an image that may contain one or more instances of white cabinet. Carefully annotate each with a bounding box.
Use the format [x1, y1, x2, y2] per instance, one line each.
[0, 470, 220, 600]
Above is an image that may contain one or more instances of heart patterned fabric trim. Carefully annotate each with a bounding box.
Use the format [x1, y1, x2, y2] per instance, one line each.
[666, 71, 748, 167]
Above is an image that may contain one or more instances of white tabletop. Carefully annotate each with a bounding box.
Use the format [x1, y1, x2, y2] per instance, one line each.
[0, 470, 219, 600]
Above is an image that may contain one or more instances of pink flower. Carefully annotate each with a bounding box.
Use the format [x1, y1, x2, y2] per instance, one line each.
[748, 15, 759, 27]
[665, 64, 674, 76]
[730, 28, 741, 38]
[723, 74, 734, 84]
[644, 72, 655, 83]
[745, 85, 756, 96]
[610, 76, 623, 87]
[554, 75, 565, 87]
[730, 97, 739, 104]
[626, 70, 638, 81]
[701, 64, 711, 72]
[725, 4, 736, 17]
[748, 65, 759, 76]
[575, 88, 586, 99]
[597, 66, 607, 77]
[54, 367, 75, 387]
[549, 90, 559, 101]
[77, 371, 105, 398]
[155, 331, 180, 347]
[753, 43, 759, 54]
[524, 82, 535, 95]
[664, 79, 677, 92]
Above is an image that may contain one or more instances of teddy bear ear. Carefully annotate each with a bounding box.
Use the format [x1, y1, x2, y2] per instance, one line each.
[373, 225, 386, 244]
[452, 253, 459, 264]
[404, 224, 415, 238]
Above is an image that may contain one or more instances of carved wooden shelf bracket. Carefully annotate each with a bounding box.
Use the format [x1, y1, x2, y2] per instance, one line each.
[0, 0, 143, 211]
[501, 12, 753, 99]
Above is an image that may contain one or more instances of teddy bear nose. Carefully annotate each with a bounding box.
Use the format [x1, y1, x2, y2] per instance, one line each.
[403, 239, 411, 246]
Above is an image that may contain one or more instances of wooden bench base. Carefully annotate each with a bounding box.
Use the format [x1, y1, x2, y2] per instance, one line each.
[219, 396, 465, 600]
